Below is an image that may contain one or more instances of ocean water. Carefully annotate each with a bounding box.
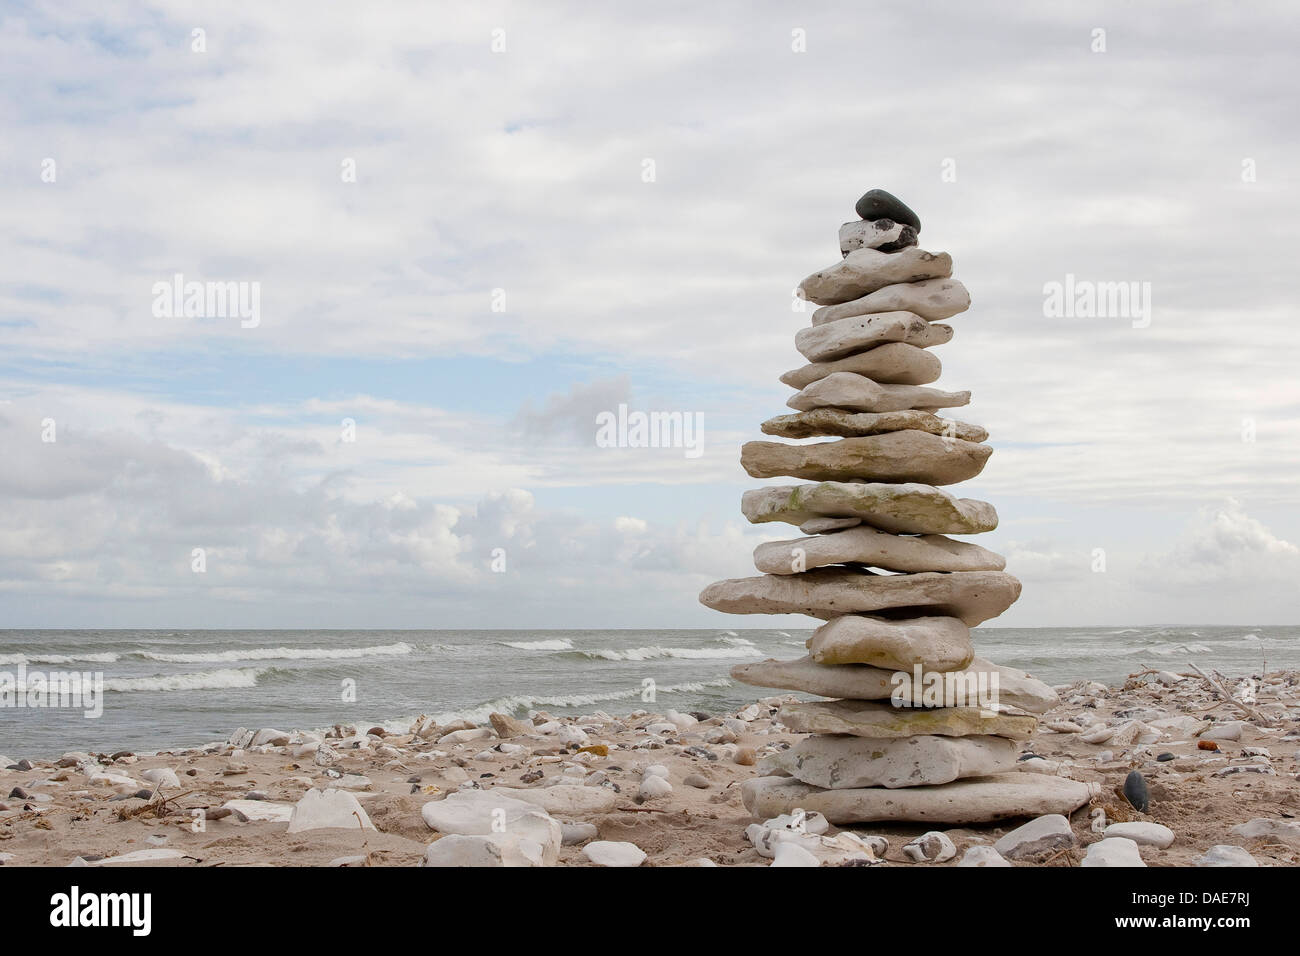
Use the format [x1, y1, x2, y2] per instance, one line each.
[1, 626, 1295, 757]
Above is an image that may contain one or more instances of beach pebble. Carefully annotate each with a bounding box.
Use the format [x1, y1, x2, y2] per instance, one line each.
[1195, 845, 1258, 867]
[994, 814, 1076, 861]
[328, 855, 368, 867]
[957, 846, 1011, 867]
[736, 704, 762, 722]
[484, 785, 618, 816]
[665, 709, 698, 730]
[771, 842, 820, 867]
[489, 712, 535, 738]
[561, 823, 598, 846]
[1230, 817, 1300, 849]
[903, 831, 956, 863]
[734, 747, 757, 766]
[1081, 838, 1146, 867]
[251, 728, 290, 747]
[1105, 822, 1175, 848]
[438, 728, 493, 745]
[682, 773, 711, 789]
[286, 788, 375, 833]
[1202, 721, 1245, 742]
[583, 840, 646, 867]
[423, 833, 546, 868]
[638, 775, 673, 800]
[642, 764, 670, 779]
[313, 745, 339, 767]
[1123, 770, 1150, 812]
[84, 849, 185, 867]
[140, 768, 180, 789]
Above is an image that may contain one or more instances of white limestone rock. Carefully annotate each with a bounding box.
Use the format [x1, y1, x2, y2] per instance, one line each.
[753, 525, 1004, 575]
[287, 788, 375, 833]
[1105, 822, 1175, 848]
[838, 218, 915, 255]
[761, 734, 1019, 789]
[740, 481, 998, 535]
[1081, 837, 1147, 867]
[583, 841, 647, 867]
[778, 699, 1036, 740]
[422, 833, 547, 867]
[957, 846, 1012, 867]
[702, 570, 1021, 627]
[788, 372, 968, 414]
[994, 813, 1076, 861]
[742, 773, 1098, 825]
[812, 277, 971, 324]
[903, 831, 956, 863]
[795, 312, 952, 363]
[762, 408, 987, 443]
[781, 342, 941, 389]
[741, 432, 990, 485]
[798, 247, 953, 305]
[1195, 845, 1258, 867]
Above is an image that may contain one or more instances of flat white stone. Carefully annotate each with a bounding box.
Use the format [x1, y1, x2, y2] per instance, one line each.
[781, 342, 941, 389]
[84, 848, 185, 867]
[787, 372, 968, 414]
[740, 481, 998, 535]
[904, 831, 956, 863]
[771, 842, 821, 867]
[838, 218, 914, 255]
[1105, 822, 1175, 848]
[795, 312, 951, 362]
[1230, 817, 1300, 849]
[491, 785, 619, 815]
[779, 699, 1036, 740]
[753, 525, 1004, 575]
[799, 247, 952, 305]
[701, 570, 1021, 626]
[762, 734, 1018, 789]
[742, 773, 1098, 825]
[741, 432, 990, 485]
[813, 277, 971, 324]
[583, 841, 647, 867]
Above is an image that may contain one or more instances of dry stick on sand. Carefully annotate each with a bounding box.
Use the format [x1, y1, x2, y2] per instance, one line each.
[1188, 662, 1271, 724]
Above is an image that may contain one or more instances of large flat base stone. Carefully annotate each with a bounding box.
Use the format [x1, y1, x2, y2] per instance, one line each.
[741, 772, 1098, 825]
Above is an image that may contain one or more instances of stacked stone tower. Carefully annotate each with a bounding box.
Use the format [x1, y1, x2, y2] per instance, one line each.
[701, 189, 1096, 824]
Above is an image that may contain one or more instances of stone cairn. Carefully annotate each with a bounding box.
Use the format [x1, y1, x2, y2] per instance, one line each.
[701, 189, 1098, 826]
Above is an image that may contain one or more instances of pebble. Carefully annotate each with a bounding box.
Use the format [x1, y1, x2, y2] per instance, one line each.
[1104, 822, 1175, 848]
[854, 188, 921, 232]
[994, 814, 1075, 861]
[561, 823, 598, 846]
[957, 846, 1011, 867]
[771, 842, 821, 867]
[1081, 838, 1147, 867]
[638, 775, 673, 800]
[903, 831, 956, 863]
[1123, 770, 1150, 812]
[734, 747, 757, 766]
[682, 773, 711, 789]
[1194, 845, 1258, 867]
[583, 840, 646, 867]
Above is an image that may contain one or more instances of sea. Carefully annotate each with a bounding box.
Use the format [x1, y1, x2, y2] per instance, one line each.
[1, 626, 1295, 757]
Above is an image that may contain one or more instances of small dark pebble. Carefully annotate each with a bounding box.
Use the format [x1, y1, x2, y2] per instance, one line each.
[366, 726, 387, 737]
[409, 784, 420, 794]
[133, 789, 153, 800]
[9, 787, 29, 799]
[1017, 753, 1040, 762]
[245, 790, 268, 801]
[1124, 770, 1150, 812]
[854, 188, 921, 232]
[479, 773, 495, 779]
[110, 751, 134, 761]
[520, 770, 544, 784]
[688, 711, 711, 722]
[406, 775, 421, 784]
[684, 746, 718, 761]
[13, 759, 33, 772]
[1156, 752, 1175, 762]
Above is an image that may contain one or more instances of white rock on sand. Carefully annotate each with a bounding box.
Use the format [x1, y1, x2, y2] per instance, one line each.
[1082, 838, 1147, 867]
[903, 831, 956, 863]
[423, 833, 546, 867]
[1105, 822, 1175, 848]
[583, 841, 647, 867]
[287, 788, 375, 833]
[761, 734, 1019, 789]
[994, 814, 1076, 861]
[1195, 845, 1259, 867]
[742, 773, 1097, 825]
[957, 846, 1011, 867]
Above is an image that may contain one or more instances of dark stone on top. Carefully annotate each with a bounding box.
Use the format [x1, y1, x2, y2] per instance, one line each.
[1123, 770, 1150, 812]
[855, 188, 921, 233]
[878, 224, 919, 252]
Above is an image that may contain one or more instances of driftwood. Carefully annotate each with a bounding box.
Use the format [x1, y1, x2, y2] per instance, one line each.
[1188, 662, 1270, 724]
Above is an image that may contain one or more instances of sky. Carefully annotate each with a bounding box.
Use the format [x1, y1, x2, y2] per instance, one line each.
[1, 1, 1298, 628]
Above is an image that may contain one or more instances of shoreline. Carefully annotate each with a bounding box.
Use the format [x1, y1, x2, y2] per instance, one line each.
[2, 667, 1297, 867]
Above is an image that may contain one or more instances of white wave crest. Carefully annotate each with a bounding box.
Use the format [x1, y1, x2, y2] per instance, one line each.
[579, 645, 762, 661]
[420, 678, 733, 726]
[499, 639, 575, 650]
[0, 652, 120, 665]
[137, 642, 413, 663]
[103, 668, 267, 693]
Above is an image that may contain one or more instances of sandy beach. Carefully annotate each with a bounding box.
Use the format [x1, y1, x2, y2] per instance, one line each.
[2, 667, 1297, 867]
